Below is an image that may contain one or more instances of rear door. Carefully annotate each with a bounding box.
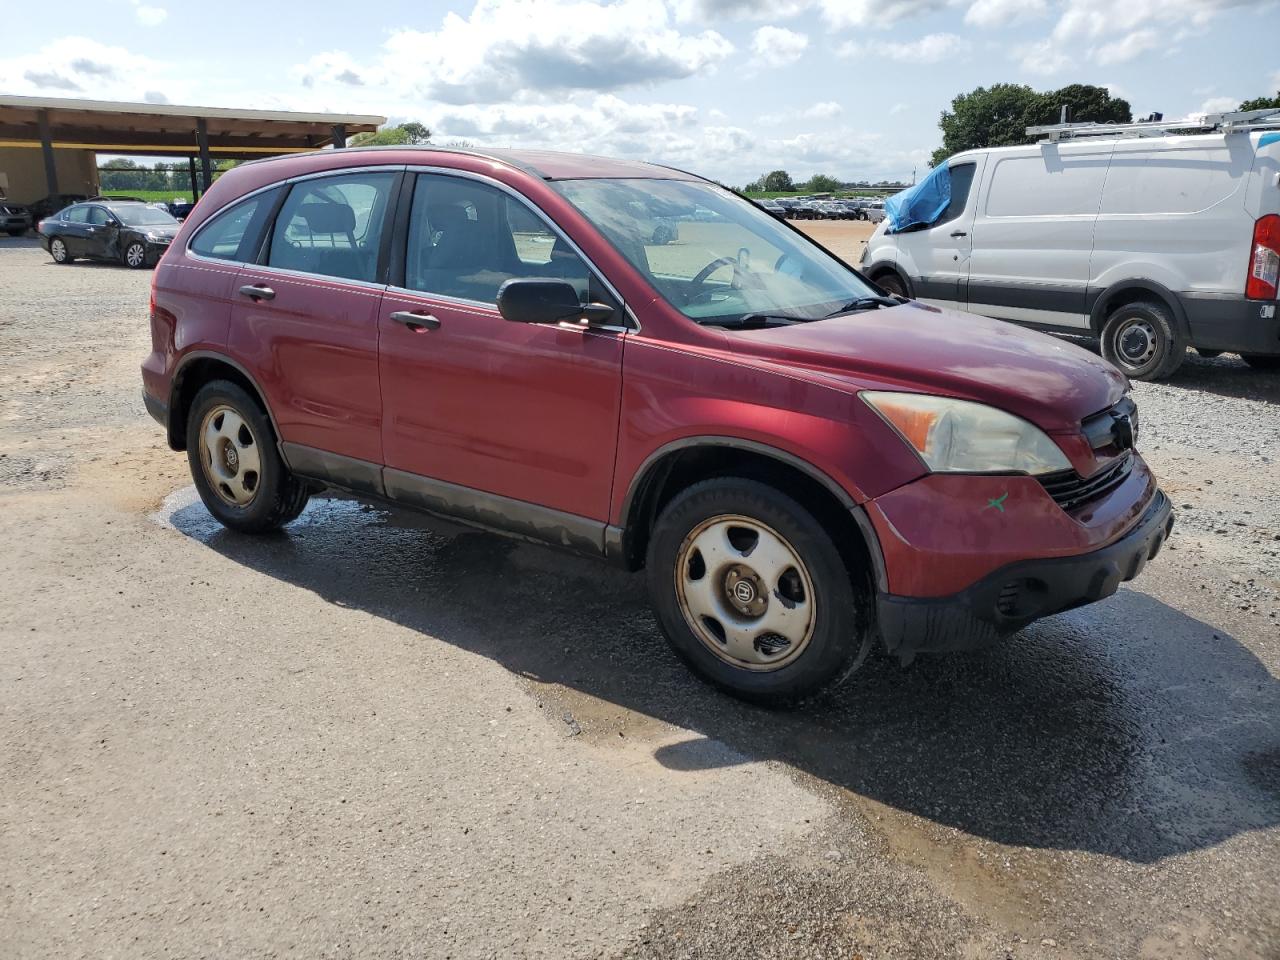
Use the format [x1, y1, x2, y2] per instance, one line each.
[59, 204, 92, 256]
[965, 142, 1113, 328]
[226, 168, 401, 491]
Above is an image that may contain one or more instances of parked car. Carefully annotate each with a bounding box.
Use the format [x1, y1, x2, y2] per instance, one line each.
[168, 200, 197, 221]
[756, 198, 786, 218]
[143, 146, 1172, 704]
[862, 118, 1280, 377]
[1, 199, 32, 236]
[38, 200, 180, 268]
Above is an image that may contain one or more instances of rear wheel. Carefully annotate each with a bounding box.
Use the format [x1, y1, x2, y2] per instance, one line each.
[50, 238, 72, 264]
[1242, 353, 1280, 371]
[646, 478, 873, 705]
[1100, 300, 1186, 381]
[186, 380, 309, 533]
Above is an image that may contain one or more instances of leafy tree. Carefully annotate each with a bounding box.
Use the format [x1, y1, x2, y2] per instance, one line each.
[1239, 92, 1280, 111]
[761, 169, 794, 192]
[350, 121, 433, 147]
[931, 83, 1132, 166]
[805, 173, 841, 193]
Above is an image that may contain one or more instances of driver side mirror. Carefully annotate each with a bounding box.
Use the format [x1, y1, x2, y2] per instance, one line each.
[496, 279, 615, 326]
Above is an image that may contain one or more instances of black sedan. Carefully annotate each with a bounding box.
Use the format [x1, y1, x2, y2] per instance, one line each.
[37, 201, 180, 269]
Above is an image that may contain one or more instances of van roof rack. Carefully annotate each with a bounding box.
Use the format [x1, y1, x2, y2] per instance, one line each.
[1026, 107, 1280, 142]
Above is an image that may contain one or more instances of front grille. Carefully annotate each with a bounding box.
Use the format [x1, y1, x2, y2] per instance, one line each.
[1038, 452, 1134, 511]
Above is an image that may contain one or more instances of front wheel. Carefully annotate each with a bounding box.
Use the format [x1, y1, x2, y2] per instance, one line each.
[1100, 300, 1187, 381]
[875, 272, 908, 298]
[186, 380, 310, 533]
[1242, 353, 1280, 371]
[646, 478, 873, 705]
[123, 240, 148, 269]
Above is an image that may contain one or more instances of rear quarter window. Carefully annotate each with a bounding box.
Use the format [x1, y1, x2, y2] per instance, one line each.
[189, 190, 278, 262]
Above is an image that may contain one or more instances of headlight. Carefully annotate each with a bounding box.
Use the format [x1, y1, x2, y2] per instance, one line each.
[862, 391, 1071, 475]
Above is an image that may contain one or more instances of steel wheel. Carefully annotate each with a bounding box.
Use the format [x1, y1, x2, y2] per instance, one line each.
[197, 404, 262, 507]
[50, 238, 69, 263]
[124, 242, 147, 268]
[1114, 317, 1157, 367]
[675, 514, 816, 672]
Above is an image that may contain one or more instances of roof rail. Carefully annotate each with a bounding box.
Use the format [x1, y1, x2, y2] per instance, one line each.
[1026, 107, 1280, 142]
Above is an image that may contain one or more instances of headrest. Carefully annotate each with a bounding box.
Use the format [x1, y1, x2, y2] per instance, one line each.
[427, 203, 469, 232]
[298, 202, 356, 234]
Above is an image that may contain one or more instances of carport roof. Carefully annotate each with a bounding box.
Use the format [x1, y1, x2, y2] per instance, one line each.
[0, 94, 385, 158]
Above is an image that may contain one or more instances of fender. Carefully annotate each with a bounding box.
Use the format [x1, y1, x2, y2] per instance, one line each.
[167, 349, 289, 461]
[1086, 277, 1191, 336]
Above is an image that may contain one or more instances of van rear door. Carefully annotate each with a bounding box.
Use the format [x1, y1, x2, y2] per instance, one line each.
[965, 142, 1112, 329]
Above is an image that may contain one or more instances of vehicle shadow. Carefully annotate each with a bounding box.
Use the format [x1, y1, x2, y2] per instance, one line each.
[166, 492, 1280, 865]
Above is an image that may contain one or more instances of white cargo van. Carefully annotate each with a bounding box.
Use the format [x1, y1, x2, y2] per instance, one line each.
[861, 110, 1280, 379]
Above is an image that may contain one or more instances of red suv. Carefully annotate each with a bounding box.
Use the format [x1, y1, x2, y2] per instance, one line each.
[142, 147, 1173, 704]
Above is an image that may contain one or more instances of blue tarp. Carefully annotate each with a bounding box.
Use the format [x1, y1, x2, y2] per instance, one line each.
[884, 163, 951, 233]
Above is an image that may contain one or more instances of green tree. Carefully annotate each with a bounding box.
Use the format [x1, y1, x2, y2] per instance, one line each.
[350, 121, 433, 147]
[804, 173, 841, 193]
[761, 169, 794, 192]
[1239, 92, 1280, 111]
[931, 83, 1132, 166]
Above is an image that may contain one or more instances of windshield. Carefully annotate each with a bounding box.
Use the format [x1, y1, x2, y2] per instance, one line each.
[551, 178, 880, 326]
[112, 205, 178, 227]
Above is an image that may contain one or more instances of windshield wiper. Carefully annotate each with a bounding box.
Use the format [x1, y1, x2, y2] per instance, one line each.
[703, 312, 812, 329]
[826, 295, 902, 318]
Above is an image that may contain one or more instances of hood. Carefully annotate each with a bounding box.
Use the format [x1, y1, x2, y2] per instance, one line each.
[734, 301, 1127, 432]
[136, 224, 179, 238]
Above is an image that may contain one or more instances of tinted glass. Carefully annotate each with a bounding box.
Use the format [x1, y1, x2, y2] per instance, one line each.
[65, 206, 90, 224]
[935, 162, 976, 226]
[114, 205, 178, 226]
[404, 174, 591, 303]
[87, 206, 111, 226]
[268, 172, 396, 282]
[190, 192, 274, 262]
[553, 178, 879, 324]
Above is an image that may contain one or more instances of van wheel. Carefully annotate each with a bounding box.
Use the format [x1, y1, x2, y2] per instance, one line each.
[646, 478, 873, 706]
[875, 272, 908, 298]
[1242, 354, 1280, 371]
[186, 380, 310, 533]
[1101, 301, 1187, 380]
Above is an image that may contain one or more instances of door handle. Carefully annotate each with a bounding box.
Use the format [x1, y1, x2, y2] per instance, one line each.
[238, 284, 275, 301]
[390, 310, 441, 332]
[950, 230, 968, 238]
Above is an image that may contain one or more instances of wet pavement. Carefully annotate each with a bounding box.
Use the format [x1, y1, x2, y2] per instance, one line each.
[2, 238, 1279, 958]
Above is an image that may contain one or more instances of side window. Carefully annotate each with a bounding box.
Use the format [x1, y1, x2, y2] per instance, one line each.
[267, 172, 396, 282]
[934, 163, 976, 227]
[87, 206, 111, 226]
[65, 206, 90, 224]
[404, 173, 591, 304]
[190, 190, 277, 262]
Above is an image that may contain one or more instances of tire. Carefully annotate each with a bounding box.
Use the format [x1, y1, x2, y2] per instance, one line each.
[1100, 300, 1187, 381]
[1241, 353, 1280, 371]
[186, 380, 309, 533]
[123, 240, 148, 269]
[646, 477, 874, 706]
[875, 271, 908, 298]
[50, 238, 72, 264]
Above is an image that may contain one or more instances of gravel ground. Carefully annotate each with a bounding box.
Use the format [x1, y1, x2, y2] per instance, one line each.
[1, 231, 1278, 960]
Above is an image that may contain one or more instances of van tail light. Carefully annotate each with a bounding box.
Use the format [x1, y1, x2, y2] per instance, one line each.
[1246, 214, 1280, 300]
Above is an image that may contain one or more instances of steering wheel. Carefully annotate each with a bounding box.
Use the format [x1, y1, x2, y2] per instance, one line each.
[687, 255, 740, 304]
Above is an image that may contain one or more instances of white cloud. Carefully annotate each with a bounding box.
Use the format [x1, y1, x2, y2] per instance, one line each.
[889, 102, 909, 115]
[839, 32, 970, 63]
[1199, 95, 1240, 114]
[817, 0, 949, 28]
[804, 100, 842, 118]
[964, 0, 1047, 26]
[1094, 28, 1160, 65]
[670, 0, 807, 21]
[0, 36, 180, 99]
[1016, 38, 1074, 75]
[134, 4, 168, 26]
[750, 25, 809, 66]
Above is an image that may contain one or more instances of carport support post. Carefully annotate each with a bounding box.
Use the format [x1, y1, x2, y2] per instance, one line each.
[331, 124, 346, 149]
[37, 109, 59, 197]
[196, 118, 213, 193]
[188, 156, 199, 200]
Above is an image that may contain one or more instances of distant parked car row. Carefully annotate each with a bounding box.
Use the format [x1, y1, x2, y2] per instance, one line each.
[754, 197, 885, 222]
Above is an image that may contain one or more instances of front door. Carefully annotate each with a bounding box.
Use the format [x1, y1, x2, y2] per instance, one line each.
[225, 169, 399, 492]
[378, 172, 624, 526]
[897, 159, 982, 308]
[86, 205, 119, 260]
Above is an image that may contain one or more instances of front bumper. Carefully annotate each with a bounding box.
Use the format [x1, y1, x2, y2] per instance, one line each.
[876, 489, 1173, 662]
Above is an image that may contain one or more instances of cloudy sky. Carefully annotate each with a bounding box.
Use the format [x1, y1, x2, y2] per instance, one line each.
[4, 0, 1278, 185]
